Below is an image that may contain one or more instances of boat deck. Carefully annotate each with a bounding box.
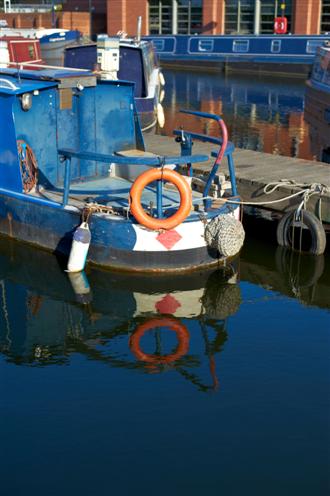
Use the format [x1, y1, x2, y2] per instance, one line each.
[38, 173, 209, 221]
[144, 133, 330, 226]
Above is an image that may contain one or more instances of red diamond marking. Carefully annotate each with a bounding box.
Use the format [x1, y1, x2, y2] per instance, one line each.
[156, 229, 182, 250]
[155, 294, 182, 314]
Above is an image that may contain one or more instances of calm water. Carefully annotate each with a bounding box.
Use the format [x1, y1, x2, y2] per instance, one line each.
[0, 234, 329, 495]
[159, 70, 320, 162]
[1, 71, 330, 494]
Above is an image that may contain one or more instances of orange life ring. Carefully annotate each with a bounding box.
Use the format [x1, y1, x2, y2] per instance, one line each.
[129, 168, 192, 230]
[129, 317, 190, 365]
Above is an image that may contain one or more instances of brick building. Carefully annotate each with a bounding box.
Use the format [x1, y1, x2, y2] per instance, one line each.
[106, 0, 330, 37]
[1, 0, 330, 37]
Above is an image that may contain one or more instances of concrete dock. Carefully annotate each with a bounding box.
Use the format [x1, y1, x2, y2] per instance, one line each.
[144, 133, 330, 228]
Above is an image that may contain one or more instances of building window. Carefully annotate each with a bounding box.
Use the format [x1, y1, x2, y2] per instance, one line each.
[149, 0, 202, 35]
[225, 0, 255, 35]
[225, 0, 293, 35]
[149, 0, 173, 35]
[321, 0, 330, 33]
[260, 0, 292, 34]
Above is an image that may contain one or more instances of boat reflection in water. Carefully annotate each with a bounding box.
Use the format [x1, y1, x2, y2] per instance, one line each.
[1, 234, 328, 384]
[0, 238, 241, 391]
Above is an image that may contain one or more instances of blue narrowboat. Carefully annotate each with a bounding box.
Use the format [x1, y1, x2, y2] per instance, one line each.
[144, 34, 330, 76]
[64, 35, 165, 132]
[305, 42, 330, 163]
[0, 66, 244, 273]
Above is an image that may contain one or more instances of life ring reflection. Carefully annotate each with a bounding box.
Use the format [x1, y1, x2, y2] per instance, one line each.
[129, 317, 190, 366]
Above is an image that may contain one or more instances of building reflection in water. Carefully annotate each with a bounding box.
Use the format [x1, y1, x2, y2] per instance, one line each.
[158, 70, 315, 161]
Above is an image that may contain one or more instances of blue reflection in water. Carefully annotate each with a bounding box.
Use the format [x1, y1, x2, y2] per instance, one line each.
[0, 238, 329, 495]
[160, 70, 313, 160]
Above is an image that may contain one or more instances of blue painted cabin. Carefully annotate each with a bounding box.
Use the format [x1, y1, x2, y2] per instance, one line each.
[144, 34, 330, 76]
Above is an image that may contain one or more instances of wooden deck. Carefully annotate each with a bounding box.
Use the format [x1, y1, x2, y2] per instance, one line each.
[144, 133, 330, 227]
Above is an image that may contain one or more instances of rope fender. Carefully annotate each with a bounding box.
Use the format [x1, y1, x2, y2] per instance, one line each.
[205, 214, 245, 258]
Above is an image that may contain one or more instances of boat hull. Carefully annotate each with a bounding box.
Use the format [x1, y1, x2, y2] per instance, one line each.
[0, 192, 235, 273]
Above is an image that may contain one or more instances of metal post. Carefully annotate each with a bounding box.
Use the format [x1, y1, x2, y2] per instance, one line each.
[89, 0, 93, 39]
[156, 180, 163, 218]
[63, 158, 71, 207]
[51, 0, 56, 28]
[254, 0, 261, 35]
[172, 0, 178, 35]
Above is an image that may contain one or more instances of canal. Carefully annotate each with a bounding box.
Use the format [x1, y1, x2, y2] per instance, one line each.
[158, 69, 320, 162]
[0, 70, 329, 495]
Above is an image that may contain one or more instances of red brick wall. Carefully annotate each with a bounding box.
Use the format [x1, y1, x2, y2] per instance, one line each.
[1, 12, 104, 37]
[107, 0, 148, 36]
[202, 0, 225, 35]
[292, 0, 322, 34]
[2, 0, 325, 38]
[63, 0, 107, 15]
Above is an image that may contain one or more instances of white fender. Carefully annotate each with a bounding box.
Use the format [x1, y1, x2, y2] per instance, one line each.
[157, 103, 165, 128]
[67, 222, 91, 272]
[159, 71, 165, 87]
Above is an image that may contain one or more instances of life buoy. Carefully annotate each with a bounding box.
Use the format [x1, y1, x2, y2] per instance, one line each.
[276, 209, 326, 255]
[129, 317, 190, 365]
[274, 17, 287, 35]
[130, 168, 192, 230]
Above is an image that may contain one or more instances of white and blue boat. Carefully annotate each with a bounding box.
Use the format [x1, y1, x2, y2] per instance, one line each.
[0, 66, 244, 273]
[64, 34, 165, 132]
[0, 27, 80, 66]
[145, 34, 330, 77]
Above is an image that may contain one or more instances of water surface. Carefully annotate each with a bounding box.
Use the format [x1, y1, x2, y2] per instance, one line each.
[159, 70, 321, 162]
[0, 237, 329, 495]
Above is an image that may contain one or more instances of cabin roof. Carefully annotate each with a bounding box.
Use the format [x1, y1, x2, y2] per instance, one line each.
[0, 74, 57, 95]
[0, 67, 94, 94]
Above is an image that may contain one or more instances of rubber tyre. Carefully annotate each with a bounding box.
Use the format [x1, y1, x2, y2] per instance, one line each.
[276, 209, 326, 255]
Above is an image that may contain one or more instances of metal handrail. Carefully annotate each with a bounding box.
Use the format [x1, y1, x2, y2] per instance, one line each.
[0, 77, 18, 89]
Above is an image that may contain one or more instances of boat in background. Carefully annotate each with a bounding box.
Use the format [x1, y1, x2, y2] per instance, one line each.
[304, 43, 330, 164]
[144, 34, 330, 77]
[0, 35, 43, 68]
[0, 27, 80, 66]
[64, 34, 165, 132]
[0, 65, 244, 273]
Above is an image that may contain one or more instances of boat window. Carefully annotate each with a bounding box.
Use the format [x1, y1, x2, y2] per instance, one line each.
[151, 39, 165, 51]
[28, 45, 35, 59]
[271, 40, 281, 53]
[198, 39, 214, 52]
[233, 40, 249, 53]
[306, 40, 323, 54]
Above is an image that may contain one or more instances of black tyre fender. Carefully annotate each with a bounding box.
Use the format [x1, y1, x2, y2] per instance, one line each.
[276, 209, 326, 255]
